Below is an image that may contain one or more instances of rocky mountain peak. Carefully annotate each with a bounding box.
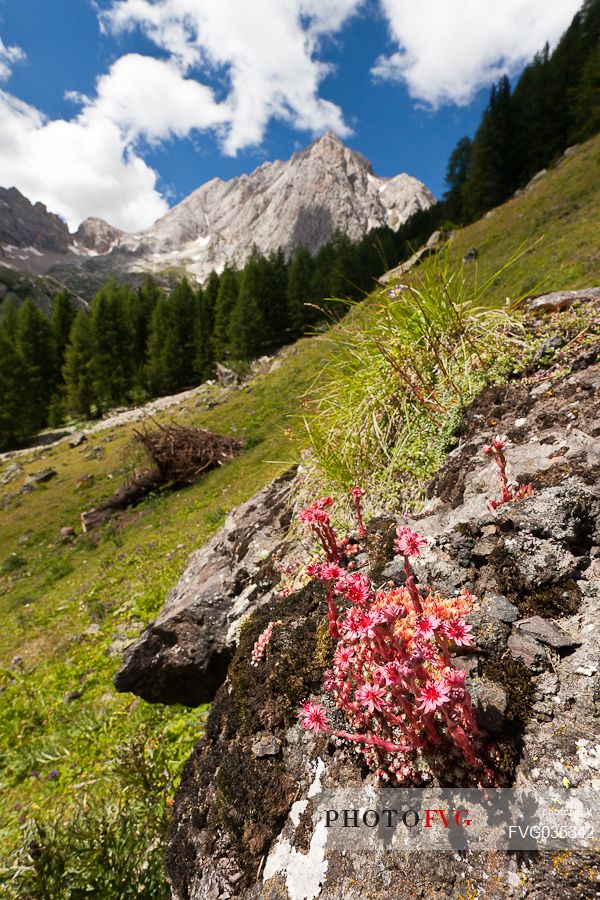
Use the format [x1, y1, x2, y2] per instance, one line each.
[0, 186, 70, 254]
[74, 218, 124, 255]
[115, 134, 435, 282]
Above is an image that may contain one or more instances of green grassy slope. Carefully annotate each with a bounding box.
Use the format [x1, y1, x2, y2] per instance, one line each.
[439, 135, 600, 303]
[1, 131, 599, 893]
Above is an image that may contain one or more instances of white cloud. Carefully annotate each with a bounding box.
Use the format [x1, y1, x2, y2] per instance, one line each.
[102, 0, 363, 153]
[0, 36, 25, 81]
[0, 52, 232, 232]
[0, 84, 169, 232]
[89, 54, 227, 141]
[373, 0, 583, 106]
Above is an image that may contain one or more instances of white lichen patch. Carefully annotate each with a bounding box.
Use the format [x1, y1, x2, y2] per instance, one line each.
[263, 756, 329, 899]
[263, 822, 329, 900]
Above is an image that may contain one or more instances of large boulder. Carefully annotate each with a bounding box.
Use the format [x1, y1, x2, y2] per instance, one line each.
[114, 469, 302, 706]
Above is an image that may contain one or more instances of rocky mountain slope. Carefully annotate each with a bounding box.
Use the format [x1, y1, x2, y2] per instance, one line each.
[0, 133, 434, 294]
[0, 186, 123, 276]
[111, 293, 600, 899]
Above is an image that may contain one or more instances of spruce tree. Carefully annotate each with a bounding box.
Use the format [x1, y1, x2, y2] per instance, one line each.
[0, 296, 18, 342]
[194, 285, 215, 381]
[464, 77, 518, 219]
[146, 296, 185, 395]
[16, 297, 56, 432]
[256, 250, 289, 351]
[443, 137, 473, 222]
[170, 278, 197, 383]
[50, 290, 76, 371]
[212, 267, 238, 361]
[130, 276, 162, 379]
[228, 256, 266, 362]
[90, 280, 133, 410]
[287, 247, 314, 336]
[63, 312, 97, 419]
[0, 330, 29, 448]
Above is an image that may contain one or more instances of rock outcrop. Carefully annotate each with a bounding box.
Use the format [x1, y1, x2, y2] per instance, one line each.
[114, 470, 303, 706]
[160, 334, 600, 898]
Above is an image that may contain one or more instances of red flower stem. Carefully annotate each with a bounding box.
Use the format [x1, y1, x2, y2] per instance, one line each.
[325, 727, 408, 754]
[353, 495, 367, 537]
[403, 557, 423, 616]
[325, 582, 340, 640]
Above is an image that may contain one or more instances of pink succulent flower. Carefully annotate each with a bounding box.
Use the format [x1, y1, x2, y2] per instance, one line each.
[374, 661, 410, 686]
[334, 573, 372, 606]
[415, 614, 441, 640]
[298, 701, 329, 733]
[417, 680, 451, 714]
[355, 683, 387, 713]
[333, 645, 356, 671]
[320, 562, 343, 581]
[441, 666, 467, 687]
[380, 603, 406, 623]
[250, 620, 282, 666]
[296, 491, 493, 784]
[394, 527, 427, 558]
[443, 618, 474, 647]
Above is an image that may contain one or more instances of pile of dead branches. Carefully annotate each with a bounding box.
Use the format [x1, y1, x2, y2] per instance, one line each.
[81, 422, 243, 530]
[132, 422, 243, 484]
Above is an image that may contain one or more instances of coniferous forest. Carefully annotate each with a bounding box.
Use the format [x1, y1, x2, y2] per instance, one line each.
[0, 0, 598, 451]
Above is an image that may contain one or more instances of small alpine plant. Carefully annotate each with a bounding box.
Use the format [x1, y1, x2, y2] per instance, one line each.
[483, 435, 535, 510]
[292, 494, 500, 786]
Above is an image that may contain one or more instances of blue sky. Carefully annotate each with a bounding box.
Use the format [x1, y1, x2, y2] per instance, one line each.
[0, 0, 581, 232]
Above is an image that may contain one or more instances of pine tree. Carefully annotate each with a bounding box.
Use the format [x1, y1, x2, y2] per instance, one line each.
[443, 136, 473, 222]
[464, 77, 518, 219]
[310, 242, 336, 313]
[90, 280, 133, 410]
[63, 312, 97, 419]
[170, 278, 197, 383]
[146, 296, 186, 395]
[0, 329, 29, 448]
[129, 275, 162, 383]
[0, 296, 18, 342]
[257, 250, 289, 351]
[287, 247, 314, 336]
[228, 255, 266, 362]
[328, 232, 361, 308]
[50, 290, 76, 372]
[194, 285, 215, 381]
[212, 267, 238, 360]
[576, 41, 600, 138]
[15, 298, 57, 432]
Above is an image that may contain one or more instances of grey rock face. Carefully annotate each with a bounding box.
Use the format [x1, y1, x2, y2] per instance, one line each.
[25, 468, 57, 486]
[525, 286, 600, 313]
[0, 186, 119, 279]
[0, 186, 70, 253]
[514, 615, 580, 650]
[114, 469, 301, 706]
[0, 462, 22, 484]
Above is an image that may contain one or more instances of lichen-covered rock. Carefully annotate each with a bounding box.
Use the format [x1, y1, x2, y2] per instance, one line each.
[165, 346, 600, 899]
